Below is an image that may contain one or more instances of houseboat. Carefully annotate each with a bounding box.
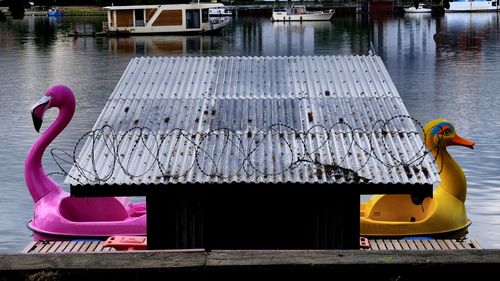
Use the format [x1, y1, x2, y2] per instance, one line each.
[103, 3, 231, 35]
[271, 5, 335, 22]
[446, 0, 499, 12]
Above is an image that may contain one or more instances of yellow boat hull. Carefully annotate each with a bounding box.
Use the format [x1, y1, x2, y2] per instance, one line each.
[360, 188, 470, 237]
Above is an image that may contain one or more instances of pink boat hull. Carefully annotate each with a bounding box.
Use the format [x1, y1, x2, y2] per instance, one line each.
[27, 189, 146, 240]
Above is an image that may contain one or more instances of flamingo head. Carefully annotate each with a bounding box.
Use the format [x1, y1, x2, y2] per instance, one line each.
[31, 84, 76, 132]
[423, 119, 475, 151]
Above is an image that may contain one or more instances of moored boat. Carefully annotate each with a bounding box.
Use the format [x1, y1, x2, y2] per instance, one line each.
[360, 119, 475, 237]
[271, 5, 334, 22]
[404, 3, 432, 13]
[26, 84, 147, 241]
[446, 0, 500, 12]
[103, 3, 231, 35]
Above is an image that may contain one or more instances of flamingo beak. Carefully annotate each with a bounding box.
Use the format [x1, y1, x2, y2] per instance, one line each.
[449, 133, 475, 149]
[31, 95, 51, 133]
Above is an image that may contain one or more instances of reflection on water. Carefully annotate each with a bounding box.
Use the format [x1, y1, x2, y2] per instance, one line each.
[265, 21, 333, 55]
[2, 13, 500, 251]
[434, 13, 499, 52]
[71, 35, 226, 55]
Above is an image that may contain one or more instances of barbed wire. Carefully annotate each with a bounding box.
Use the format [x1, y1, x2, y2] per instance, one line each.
[49, 115, 441, 185]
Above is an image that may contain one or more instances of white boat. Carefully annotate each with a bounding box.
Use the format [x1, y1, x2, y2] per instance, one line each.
[404, 3, 432, 13]
[446, 0, 500, 12]
[209, 7, 232, 17]
[103, 3, 231, 35]
[271, 5, 335, 22]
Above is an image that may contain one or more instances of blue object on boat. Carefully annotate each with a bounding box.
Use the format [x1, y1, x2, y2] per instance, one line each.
[47, 9, 64, 16]
[402, 236, 434, 240]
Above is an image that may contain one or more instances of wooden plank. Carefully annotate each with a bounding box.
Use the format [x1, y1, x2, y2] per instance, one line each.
[86, 241, 100, 253]
[37, 242, 53, 253]
[7, 250, 500, 274]
[33, 242, 44, 253]
[81, 241, 92, 252]
[444, 239, 457, 250]
[383, 239, 395, 250]
[452, 240, 465, 249]
[391, 239, 403, 250]
[26, 238, 483, 254]
[421, 240, 433, 250]
[63, 241, 77, 253]
[460, 240, 473, 249]
[365, 239, 476, 251]
[46, 241, 62, 253]
[399, 240, 410, 250]
[94, 241, 105, 252]
[413, 240, 425, 250]
[429, 239, 441, 250]
[83, 241, 94, 253]
[437, 239, 449, 250]
[470, 239, 482, 249]
[406, 240, 418, 250]
[31, 243, 43, 254]
[376, 240, 387, 250]
[80, 241, 94, 252]
[57, 241, 71, 253]
[21, 241, 37, 254]
[71, 241, 83, 253]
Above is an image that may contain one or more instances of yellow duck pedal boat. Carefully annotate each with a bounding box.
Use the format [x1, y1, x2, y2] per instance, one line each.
[360, 119, 475, 237]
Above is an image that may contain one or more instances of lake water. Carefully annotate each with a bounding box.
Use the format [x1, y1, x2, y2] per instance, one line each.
[1, 13, 500, 252]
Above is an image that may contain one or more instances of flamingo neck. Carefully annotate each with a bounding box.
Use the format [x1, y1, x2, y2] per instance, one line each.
[431, 147, 467, 202]
[25, 105, 74, 202]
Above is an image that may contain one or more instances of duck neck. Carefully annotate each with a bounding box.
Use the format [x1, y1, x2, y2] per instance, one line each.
[432, 147, 467, 202]
[25, 105, 74, 202]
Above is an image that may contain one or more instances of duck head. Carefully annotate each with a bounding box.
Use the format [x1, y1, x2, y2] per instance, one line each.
[423, 119, 475, 152]
[31, 84, 76, 132]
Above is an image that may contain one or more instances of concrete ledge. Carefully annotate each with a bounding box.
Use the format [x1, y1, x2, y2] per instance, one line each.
[1, 250, 500, 280]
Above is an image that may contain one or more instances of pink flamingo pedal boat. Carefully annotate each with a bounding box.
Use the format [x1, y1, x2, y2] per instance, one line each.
[26, 84, 146, 240]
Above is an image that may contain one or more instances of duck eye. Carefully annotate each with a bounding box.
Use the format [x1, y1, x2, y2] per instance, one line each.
[442, 128, 452, 136]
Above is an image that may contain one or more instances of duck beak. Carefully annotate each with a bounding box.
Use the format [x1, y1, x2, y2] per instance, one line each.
[449, 134, 475, 149]
[31, 95, 51, 133]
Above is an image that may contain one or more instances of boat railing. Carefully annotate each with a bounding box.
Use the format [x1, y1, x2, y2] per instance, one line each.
[102, 22, 109, 32]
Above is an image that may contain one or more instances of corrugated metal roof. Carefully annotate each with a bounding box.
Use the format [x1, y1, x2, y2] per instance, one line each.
[65, 55, 440, 186]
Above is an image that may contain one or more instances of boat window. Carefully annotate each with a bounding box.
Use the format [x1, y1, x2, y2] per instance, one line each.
[202, 9, 209, 23]
[135, 9, 144, 27]
[186, 9, 201, 29]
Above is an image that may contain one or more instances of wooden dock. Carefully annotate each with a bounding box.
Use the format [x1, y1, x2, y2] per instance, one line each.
[21, 238, 481, 254]
[363, 238, 481, 250]
[1, 239, 499, 281]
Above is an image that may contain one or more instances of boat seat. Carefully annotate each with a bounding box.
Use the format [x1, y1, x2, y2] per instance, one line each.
[59, 197, 130, 222]
[366, 195, 436, 222]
